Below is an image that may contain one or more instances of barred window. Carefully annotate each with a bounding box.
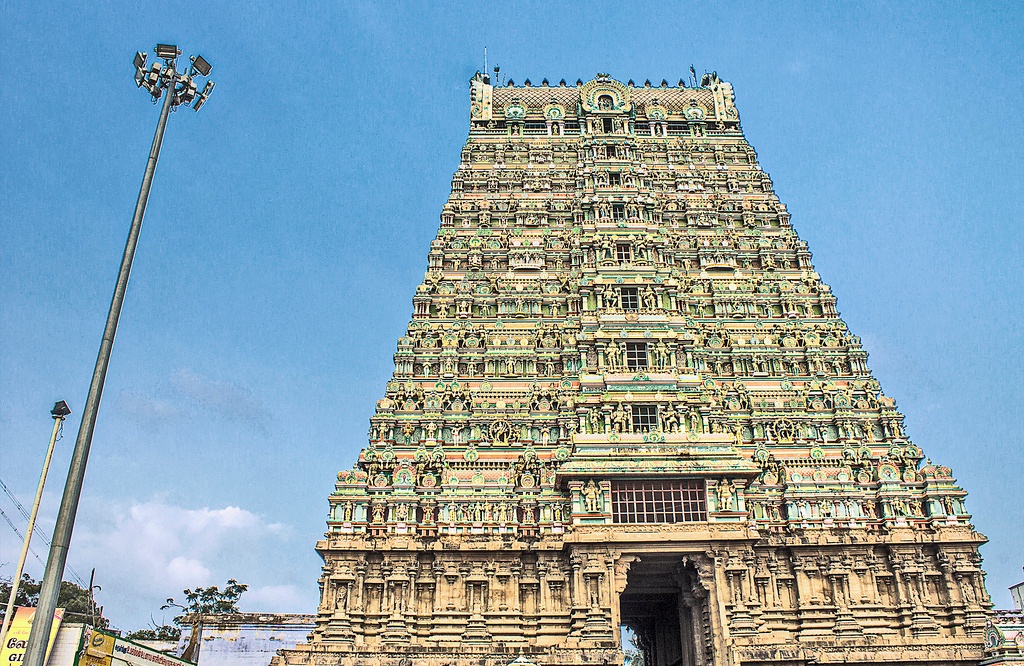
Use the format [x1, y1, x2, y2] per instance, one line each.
[625, 342, 648, 370]
[631, 404, 658, 432]
[615, 242, 631, 260]
[613, 204, 626, 221]
[619, 287, 639, 310]
[609, 172, 621, 186]
[612, 480, 707, 523]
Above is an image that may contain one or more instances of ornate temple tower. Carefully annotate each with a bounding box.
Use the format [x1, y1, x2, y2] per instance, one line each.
[278, 73, 991, 666]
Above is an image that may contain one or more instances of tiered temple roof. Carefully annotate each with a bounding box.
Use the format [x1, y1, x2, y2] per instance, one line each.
[278, 73, 991, 666]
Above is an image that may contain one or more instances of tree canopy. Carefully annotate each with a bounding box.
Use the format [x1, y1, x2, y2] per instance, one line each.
[162, 579, 248, 624]
[0, 574, 108, 628]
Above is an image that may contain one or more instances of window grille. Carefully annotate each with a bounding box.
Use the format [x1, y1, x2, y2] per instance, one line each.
[609, 172, 621, 187]
[625, 343, 649, 370]
[615, 243, 631, 260]
[611, 480, 707, 523]
[613, 204, 626, 221]
[630, 404, 658, 431]
[619, 287, 639, 310]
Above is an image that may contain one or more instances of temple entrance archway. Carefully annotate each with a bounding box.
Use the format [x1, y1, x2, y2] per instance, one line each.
[619, 556, 713, 666]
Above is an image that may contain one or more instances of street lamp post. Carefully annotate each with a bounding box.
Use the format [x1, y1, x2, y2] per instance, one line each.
[21, 44, 215, 666]
[0, 401, 71, 643]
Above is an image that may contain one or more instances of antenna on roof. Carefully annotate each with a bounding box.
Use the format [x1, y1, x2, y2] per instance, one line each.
[689, 64, 697, 88]
[483, 47, 487, 77]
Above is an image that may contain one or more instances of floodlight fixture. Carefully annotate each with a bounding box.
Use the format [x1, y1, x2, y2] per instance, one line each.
[155, 43, 180, 60]
[193, 80, 215, 112]
[175, 75, 197, 105]
[134, 52, 149, 88]
[51, 401, 72, 419]
[190, 54, 212, 77]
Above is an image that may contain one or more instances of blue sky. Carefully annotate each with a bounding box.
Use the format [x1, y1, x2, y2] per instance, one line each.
[1, 1, 1021, 629]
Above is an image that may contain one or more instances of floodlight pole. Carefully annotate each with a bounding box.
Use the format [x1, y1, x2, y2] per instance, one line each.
[22, 49, 187, 666]
[0, 402, 71, 643]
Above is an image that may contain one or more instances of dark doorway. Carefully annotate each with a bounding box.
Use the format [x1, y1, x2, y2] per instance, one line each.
[619, 557, 712, 666]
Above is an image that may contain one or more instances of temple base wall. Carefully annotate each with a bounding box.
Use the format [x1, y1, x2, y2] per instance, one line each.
[277, 527, 990, 666]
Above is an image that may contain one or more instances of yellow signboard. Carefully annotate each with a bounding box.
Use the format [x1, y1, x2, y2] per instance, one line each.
[0, 606, 65, 665]
[80, 629, 115, 666]
[80, 630, 190, 666]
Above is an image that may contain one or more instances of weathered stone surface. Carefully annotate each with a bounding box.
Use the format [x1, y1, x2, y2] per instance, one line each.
[277, 73, 991, 666]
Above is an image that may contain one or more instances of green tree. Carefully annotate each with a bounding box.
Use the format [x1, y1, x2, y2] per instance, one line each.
[158, 580, 247, 662]
[124, 625, 182, 641]
[0, 574, 108, 628]
[162, 579, 248, 623]
[125, 580, 247, 646]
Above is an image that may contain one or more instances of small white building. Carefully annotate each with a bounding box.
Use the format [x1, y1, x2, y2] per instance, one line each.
[175, 614, 316, 666]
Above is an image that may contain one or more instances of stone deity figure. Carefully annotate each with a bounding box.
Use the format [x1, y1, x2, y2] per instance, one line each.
[582, 480, 602, 513]
[335, 584, 348, 612]
[642, 285, 657, 309]
[611, 403, 629, 433]
[662, 403, 680, 433]
[372, 504, 386, 524]
[715, 479, 735, 511]
[687, 409, 701, 433]
[655, 341, 670, 368]
[604, 345, 618, 368]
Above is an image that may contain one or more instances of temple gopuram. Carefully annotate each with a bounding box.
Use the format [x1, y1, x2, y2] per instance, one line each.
[277, 73, 992, 666]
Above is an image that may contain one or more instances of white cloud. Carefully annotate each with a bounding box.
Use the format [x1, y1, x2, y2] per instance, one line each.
[69, 500, 293, 629]
[166, 557, 212, 586]
[243, 585, 311, 613]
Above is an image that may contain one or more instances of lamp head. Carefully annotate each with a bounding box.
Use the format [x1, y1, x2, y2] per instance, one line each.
[190, 54, 212, 77]
[155, 43, 180, 60]
[51, 400, 72, 419]
[193, 80, 215, 112]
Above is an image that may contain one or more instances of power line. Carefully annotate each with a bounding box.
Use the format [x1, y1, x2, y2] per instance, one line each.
[0, 478, 33, 523]
[0, 477, 87, 587]
[0, 504, 47, 568]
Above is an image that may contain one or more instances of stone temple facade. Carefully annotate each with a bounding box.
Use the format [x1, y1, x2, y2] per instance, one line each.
[277, 73, 992, 666]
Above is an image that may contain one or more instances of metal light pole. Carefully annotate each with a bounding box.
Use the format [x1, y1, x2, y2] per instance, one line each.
[22, 44, 215, 666]
[0, 401, 71, 642]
